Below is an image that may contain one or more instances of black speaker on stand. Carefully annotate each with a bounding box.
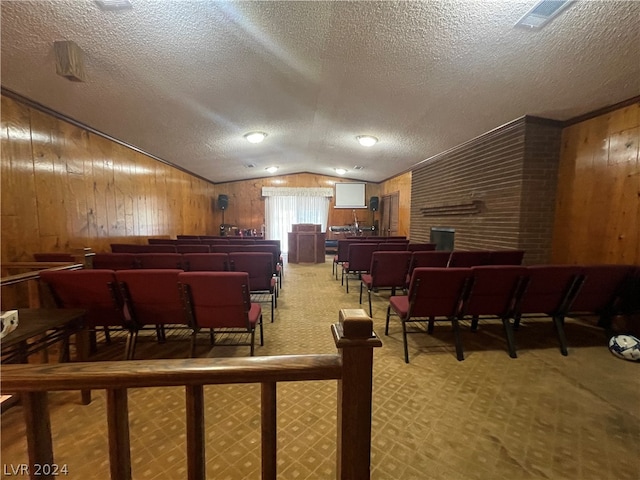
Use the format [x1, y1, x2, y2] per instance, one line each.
[218, 194, 228, 234]
[370, 196, 379, 227]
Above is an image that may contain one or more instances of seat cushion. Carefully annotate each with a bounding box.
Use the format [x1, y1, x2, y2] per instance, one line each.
[361, 273, 373, 288]
[389, 295, 409, 318]
[248, 303, 262, 326]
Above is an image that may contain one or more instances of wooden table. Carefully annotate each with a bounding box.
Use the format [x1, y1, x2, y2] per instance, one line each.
[1, 308, 90, 404]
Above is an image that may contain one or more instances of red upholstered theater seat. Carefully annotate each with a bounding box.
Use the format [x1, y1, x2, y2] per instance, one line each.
[178, 272, 263, 356]
[386, 267, 472, 362]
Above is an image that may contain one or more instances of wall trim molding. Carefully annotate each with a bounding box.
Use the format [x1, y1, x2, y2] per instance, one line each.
[412, 117, 527, 172]
[563, 96, 640, 127]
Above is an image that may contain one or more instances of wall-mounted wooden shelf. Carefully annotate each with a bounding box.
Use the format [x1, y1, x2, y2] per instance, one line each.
[419, 200, 483, 216]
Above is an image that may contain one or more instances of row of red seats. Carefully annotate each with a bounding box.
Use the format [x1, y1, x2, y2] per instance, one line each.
[114, 240, 280, 253]
[333, 242, 438, 281]
[175, 235, 265, 241]
[385, 264, 639, 363]
[355, 251, 524, 315]
[110, 242, 284, 287]
[340, 247, 524, 292]
[153, 236, 270, 244]
[92, 251, 266, 270]
[93, 252, 278, 319]
[39, 269, 268, 360]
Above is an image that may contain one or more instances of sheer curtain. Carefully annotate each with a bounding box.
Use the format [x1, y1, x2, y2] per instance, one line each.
[264, 192, 330, 253]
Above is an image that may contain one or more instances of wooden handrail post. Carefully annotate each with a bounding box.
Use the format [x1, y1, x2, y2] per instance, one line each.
[332, 309, 383, 480]
[261, 382, 277, 480]
[72, 247, 94, 269]
[106, 389, 132, 480]
[186, 385, 205, 480]
[27, 279, 41, 308]
[22, 392, 54, 480]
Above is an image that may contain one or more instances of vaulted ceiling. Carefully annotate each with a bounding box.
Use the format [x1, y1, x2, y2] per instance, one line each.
[2, 1, 639, 183]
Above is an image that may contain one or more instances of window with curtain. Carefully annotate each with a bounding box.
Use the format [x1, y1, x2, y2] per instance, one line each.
[263, 187, 332, 253]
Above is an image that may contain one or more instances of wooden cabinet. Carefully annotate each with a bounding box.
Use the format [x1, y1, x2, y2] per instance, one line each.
[288, 224, 326, 263]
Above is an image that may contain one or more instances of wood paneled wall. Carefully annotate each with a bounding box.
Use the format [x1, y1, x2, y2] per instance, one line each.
[1, 94, 385, 261]
[552, 103, 640, 265]
[1, 95, 216, 261]
[213, 173, 381, 236]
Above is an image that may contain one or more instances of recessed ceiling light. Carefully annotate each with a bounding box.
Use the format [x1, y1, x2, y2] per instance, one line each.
[244, 132, 267, 144]
[266, 166, 279, 174]
[357, 135, 378, 147]
[335, 168, 347, 175]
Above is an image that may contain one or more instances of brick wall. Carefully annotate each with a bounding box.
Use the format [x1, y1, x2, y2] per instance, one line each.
[520, 119, 563, 264]
[410, 116, 562, 265]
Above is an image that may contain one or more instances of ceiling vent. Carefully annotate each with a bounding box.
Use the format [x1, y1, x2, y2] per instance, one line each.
[95, 0, 132, 11]
[353, 165, 364, 170]
[515, 0, 575, 29]
[54, 41, 86, 82]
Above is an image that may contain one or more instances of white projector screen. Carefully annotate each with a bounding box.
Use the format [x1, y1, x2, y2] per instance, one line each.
[335, 182, 366, 208]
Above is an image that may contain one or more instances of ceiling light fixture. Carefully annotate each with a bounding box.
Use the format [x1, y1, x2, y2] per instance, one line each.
[357, 135, 378, 147]
[266, 166, 279, 174]
[244, 131, 267, 144]
[335, 168, 347, 175]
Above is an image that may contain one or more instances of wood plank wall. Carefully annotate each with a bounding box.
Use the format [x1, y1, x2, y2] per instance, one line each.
[1, 95, 216, 261]
[1, 94, 386, 262]
[213, 174, 382, 237]
[552, 102, 640, 265]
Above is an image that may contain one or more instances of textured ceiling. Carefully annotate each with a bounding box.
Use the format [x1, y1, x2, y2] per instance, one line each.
[1, 0, 639, 184]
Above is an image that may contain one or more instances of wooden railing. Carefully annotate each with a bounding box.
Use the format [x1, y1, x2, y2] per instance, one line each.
[1, 309, 382, 480]
[1, 248, 93, 309]
[1, 263, 84, 309]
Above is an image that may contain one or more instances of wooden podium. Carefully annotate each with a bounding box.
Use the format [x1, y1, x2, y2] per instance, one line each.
[288, 224, 326, 263]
